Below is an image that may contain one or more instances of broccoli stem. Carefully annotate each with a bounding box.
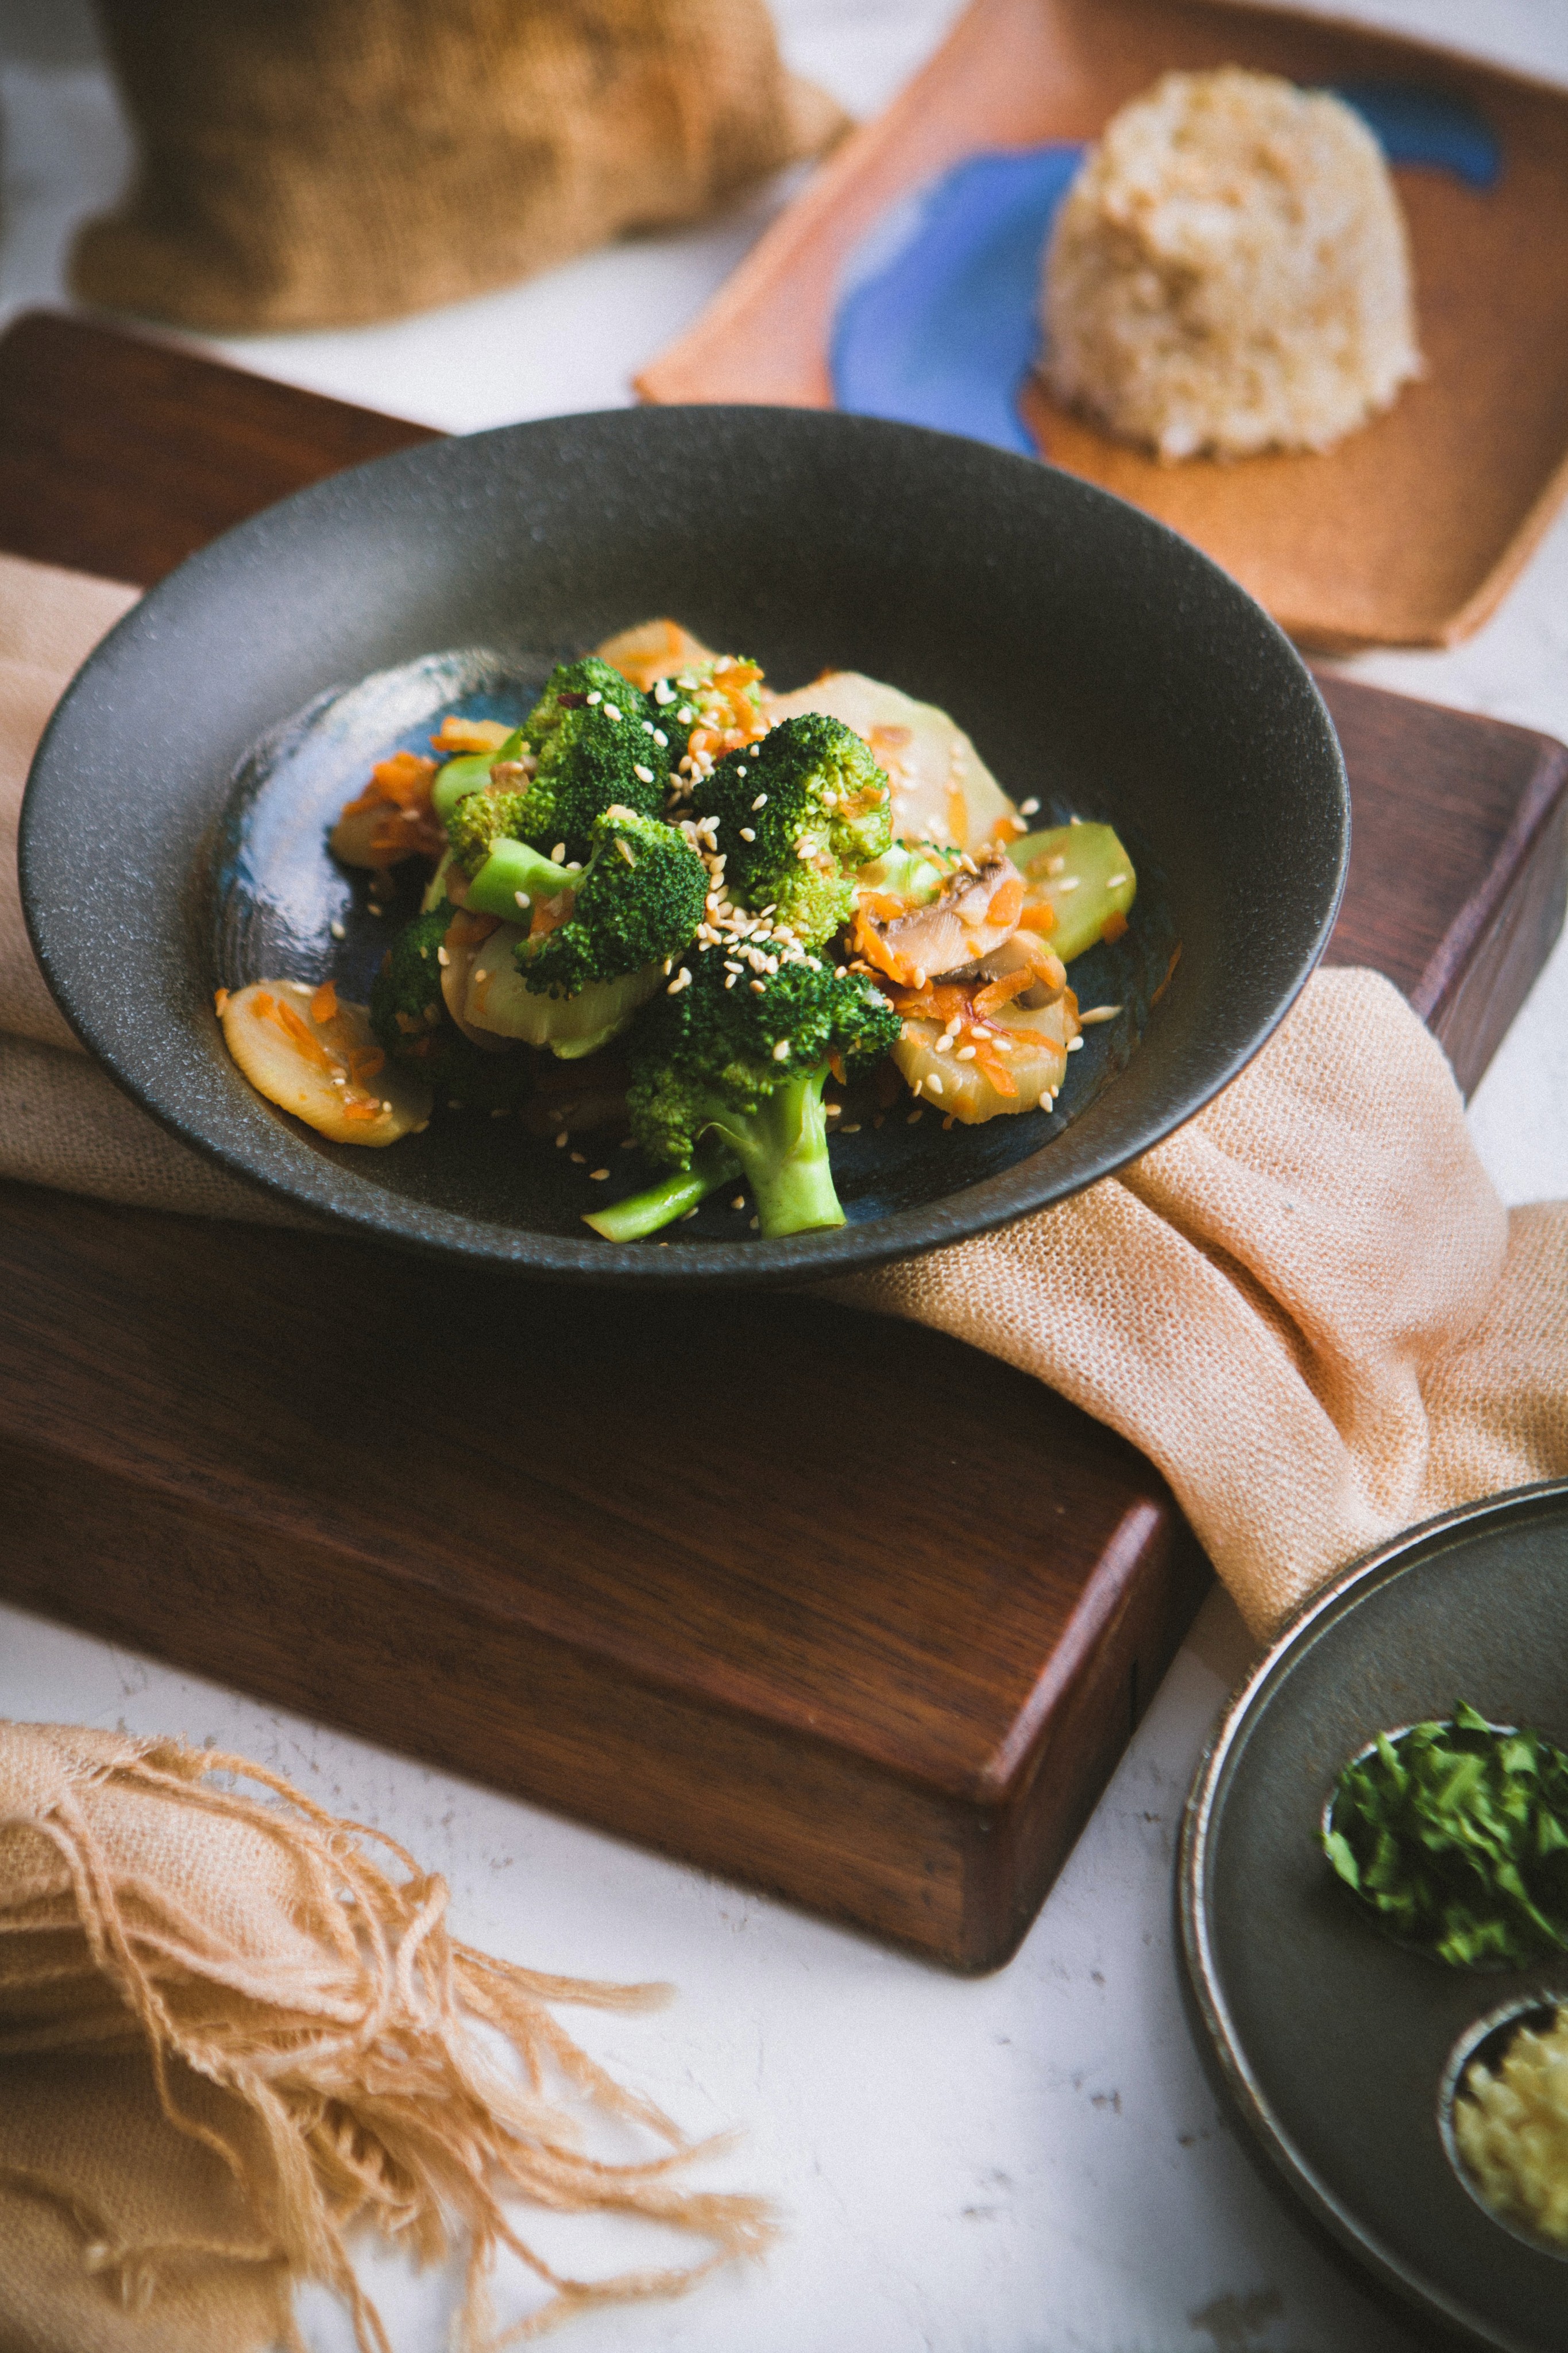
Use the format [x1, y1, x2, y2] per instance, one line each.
[583, 1143, 741, 1243]
[720, 1071, 846, 1237]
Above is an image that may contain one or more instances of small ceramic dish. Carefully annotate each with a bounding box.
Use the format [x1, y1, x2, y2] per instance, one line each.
[641, 0, 1568, 653]
[1182, 1480, 1568, 2352]
[21, 404, 1345, 1282]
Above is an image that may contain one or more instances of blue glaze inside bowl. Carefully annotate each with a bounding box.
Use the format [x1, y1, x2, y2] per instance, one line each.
[831, 82, 1500, 458]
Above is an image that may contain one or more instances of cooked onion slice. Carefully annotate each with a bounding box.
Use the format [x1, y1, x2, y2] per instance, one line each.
[891, 987, 1078, 1124]
[219, 981, 431, 1145]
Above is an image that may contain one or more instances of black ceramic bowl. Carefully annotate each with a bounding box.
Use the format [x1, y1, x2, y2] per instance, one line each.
[21, 407, 1346, 1285]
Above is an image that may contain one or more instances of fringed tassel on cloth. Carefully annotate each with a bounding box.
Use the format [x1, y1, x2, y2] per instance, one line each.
[0, 1725, 775, 2350]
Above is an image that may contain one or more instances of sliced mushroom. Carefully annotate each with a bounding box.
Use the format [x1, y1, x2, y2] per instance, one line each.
[765, 672, 1017, 850]
[219, 981, 431, 1144]
[857, 850, 1026, 986]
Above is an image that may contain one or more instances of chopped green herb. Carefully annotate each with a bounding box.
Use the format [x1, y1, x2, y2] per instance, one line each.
[1323, 1702, 1568, 1969]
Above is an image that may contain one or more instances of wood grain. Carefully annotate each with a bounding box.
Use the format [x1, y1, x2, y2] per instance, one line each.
[0, 311, 1559, 1968]
[639, 0, 1568, 652]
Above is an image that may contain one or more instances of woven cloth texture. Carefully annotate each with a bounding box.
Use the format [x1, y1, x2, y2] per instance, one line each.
[0, 1725, 771, 2351]
[71, 0, 847, 331]
[4, 548, 1566, 1642]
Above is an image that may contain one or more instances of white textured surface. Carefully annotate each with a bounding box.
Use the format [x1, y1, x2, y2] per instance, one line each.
[0, 5, 1564, 2348]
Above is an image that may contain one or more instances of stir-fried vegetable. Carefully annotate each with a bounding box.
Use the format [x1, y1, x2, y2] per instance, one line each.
[219, 620, 1149, 1223]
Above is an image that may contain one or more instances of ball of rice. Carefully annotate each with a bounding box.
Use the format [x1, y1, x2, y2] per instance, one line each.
[1042, 67, 1422, 461]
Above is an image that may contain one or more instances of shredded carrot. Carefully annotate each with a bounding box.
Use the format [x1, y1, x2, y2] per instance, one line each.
[428, 716, 512, 755]
[528, 889, 574, 940]
[987, 875, 1025, 930]
[310, 980, 338, 1025]
[946, 784, 969, 850]
[887, 981, 971, 1024]
[967, 1029, 1018, 1096]
[1151, 942, 1182, 1006]
[1017, 901, 1056, 934]
[270, 998, 336, 1073]
[1015, 935, 1066, 991]
[857, 891, 910, 924]
[252, 991, 276, 1019]
[828, 1050, 847, 1086]
[986, 811, 1029, 843]
[342, 1100, 381, 1121]
[1102, 909, 1129, 944]
[348, 1046, 386, 1083]
[851, 907, 907, 983]
[213, 988, 230, 1017]
[972, 967, 1034, 1019]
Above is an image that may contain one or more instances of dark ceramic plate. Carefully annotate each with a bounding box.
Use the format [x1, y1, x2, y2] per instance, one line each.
[1181, 1482, 1568, 2353]
[21, 406, 1346, 1283]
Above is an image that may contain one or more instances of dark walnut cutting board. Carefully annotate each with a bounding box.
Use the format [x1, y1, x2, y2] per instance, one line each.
[1, 313, 1563, 1970]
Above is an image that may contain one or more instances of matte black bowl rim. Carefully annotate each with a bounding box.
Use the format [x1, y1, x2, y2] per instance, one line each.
[21, 405, 1348, 1287]
[1180, 1478, 1568, 2353]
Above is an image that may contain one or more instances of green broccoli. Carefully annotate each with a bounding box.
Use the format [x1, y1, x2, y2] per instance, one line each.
[369, 902, 532, 1113]
[694, 713, 893, 947]
[512, 657, 671, 862]
[523, 807, 707, 999]
[586, 947, 900, 1242]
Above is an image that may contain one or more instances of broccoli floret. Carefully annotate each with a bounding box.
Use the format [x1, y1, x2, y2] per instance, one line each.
[694, 713, 893, 948]
[508, 658, 670, 862]
[588, 948, 899, 1241]
[445, 786, 539, 879]
[523, 807, 706, 998]
[369, 902, 531, 1113]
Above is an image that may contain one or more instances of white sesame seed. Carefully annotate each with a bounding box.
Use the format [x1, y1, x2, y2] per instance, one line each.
[1067, 1035, 1084, 1051]
[555, 1132, 569, 1147]
[587, 689, 602, 704]
[1055, 875, 1081, 892]
[750, 1216, 759, 1230]
[381, 1100, 392, 1112]
[825, 1101, 841, 1117]
[725, 973, 738, 988]
[367, 902, 383, 917]
[653, 729, 667, 747]
[835, 966, 847, 979]
[474, 969, 488, 985]
[1070, 814, 1083, 825]
[514, 890, 531, 909]
[913, 967, 927, 990]
[437, 946, 450, 966]
[589, 1167, 609, 1181]
[570, 1151, 585, 1164]
[678, 706, 694, 723]
[936, 1035, 953, 1053]
[666, 967, 692, 994]
[1019, 797, 1040, 817]
[739, 827, 756, 843]
[750, 979, 766, 995]
[1044, 855, 1067, 875]
[1079, 1003, 1123, 1024]
[772, 1038, 790, 1060]
[906, 1107, 923, 1124]
[841, 1122, 861, 1133]
[735, 765, 747, 778]
[944, 1015, 962, 1037]
[654, 681, 674, 704]
[956, 1045, 977, 1061]
[731, 1195, 746, 1210]
[912, 1077, 925, 1097]
[642, 719, 655, 735]
[633, 763, 655, 784]
[551, 843, 567, 863]
[604, 703, 622, 721]
[752, 793, 767, 810]
[1106, 874, 1129, 888]
[329, 919, 346, 940]
[616, 837, 637, 865]
[926, 1073, 945, 1097]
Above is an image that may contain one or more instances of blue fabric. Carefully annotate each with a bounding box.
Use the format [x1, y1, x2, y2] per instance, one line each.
[830, 83, 1500, 456]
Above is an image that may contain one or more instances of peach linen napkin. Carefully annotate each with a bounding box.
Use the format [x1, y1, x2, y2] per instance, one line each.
[3, 543, 1566, 1645]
